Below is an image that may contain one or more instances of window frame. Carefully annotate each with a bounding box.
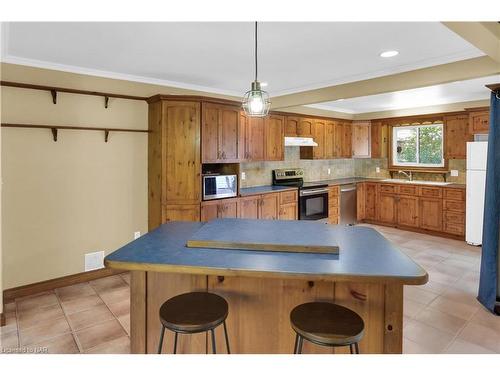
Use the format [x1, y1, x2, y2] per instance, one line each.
[391, 123, 445, 169]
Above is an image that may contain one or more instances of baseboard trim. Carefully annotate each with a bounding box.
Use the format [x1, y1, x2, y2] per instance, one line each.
[360, 220, 465, 241]
[3, 267, 126, 304]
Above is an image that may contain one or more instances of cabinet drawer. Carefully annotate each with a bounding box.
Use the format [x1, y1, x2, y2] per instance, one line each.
[444, 188, 465, 201]
[420, 186, 443, 198]
[444, 211, 465, 224]
[279, 190, 298, 205]
[329, 206, 339, 217]
[443, 200, 465, 212]
[379, 184, 396, 194]
[397, 185, 418, 195]
[443, 222, 464, 236]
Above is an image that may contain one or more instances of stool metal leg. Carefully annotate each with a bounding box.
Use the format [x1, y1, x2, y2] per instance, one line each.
[293, 334, 299, 354]
[354, 342, 360, 354]
[297, 335, 304, 354]
[173, 332, 178, 354]
[157, 326, 165, 354]
[211, 329, 217, 354]
[223, 321, 231, 354]
[349, 344, 354, 354]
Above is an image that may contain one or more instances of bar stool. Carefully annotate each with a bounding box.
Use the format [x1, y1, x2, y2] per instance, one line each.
[290, 302, 364, 354]
[157, 291, 230, 354]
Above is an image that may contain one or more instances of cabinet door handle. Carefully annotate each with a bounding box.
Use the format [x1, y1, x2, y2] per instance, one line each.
[350, 290, 367, 301]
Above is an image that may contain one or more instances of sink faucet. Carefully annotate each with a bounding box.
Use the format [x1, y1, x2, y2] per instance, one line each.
[398, 170, 413, 181]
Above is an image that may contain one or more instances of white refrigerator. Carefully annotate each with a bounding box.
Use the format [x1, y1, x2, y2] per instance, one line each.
[466, 141, 488, 246]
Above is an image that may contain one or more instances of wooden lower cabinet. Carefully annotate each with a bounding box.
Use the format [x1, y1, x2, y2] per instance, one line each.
[378, 193, 397, 224]
[365, 183, 377, 220]
[163, 204, 200, 222]
[238, 195, 260, 219]
[419, 197, 443, 232]
[279, 203, 298, 220]
[328, 186, 340, 224]
[201, 198, 238, 221]
[238, 192, 281, 221]
[261, 193, 280, 220]
[397, 196, 419, 228]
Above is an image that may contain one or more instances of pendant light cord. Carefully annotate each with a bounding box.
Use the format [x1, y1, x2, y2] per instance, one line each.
[254, 21, 258, 82]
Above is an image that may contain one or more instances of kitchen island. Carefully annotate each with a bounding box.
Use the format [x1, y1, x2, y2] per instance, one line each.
[105, 219, 427, 354]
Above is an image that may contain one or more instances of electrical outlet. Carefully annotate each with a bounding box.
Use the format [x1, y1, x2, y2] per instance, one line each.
[450, 169, 459, 177]
[327, 168, 331, 175]
[134, 231, 141, 239]
[241, 172, 246, 180]
[85, 251, 104, 272]
[376, 167, 380, 173]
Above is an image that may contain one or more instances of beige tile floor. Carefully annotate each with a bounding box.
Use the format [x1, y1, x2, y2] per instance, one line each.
[0, 225, 498, 354]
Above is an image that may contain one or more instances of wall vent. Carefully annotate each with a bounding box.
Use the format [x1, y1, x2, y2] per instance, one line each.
[85, 251, 105, 272]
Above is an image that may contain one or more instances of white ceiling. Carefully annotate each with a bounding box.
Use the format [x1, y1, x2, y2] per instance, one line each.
[306, 75, 499, 114]
[1, 22, 483, 98]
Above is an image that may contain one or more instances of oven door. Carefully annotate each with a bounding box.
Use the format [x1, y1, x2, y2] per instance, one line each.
[299, 188, 329, 221]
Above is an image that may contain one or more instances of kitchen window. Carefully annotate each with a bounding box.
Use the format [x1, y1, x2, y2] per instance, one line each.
[392, 123, 444, 168]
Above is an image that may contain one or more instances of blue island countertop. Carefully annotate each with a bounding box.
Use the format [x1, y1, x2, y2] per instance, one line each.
[105, 219, 427, 285]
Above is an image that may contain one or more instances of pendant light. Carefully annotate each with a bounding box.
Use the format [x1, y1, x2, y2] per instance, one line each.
[242, 22, 270, 117]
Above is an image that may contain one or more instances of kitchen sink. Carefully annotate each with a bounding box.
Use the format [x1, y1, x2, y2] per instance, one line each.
[380, 179, 452, 186]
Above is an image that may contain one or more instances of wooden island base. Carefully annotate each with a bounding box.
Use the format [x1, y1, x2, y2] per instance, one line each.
[130, 271, 403, 354]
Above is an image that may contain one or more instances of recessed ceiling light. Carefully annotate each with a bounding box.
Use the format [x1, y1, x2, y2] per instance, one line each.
[336, 98, 345, 101]
[380, 50, 399, 58]
[260, 82, 268, 87]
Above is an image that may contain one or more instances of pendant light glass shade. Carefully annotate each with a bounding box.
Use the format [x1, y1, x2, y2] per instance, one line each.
[242, 22, 270, 117]
[242, 81, 270, 117]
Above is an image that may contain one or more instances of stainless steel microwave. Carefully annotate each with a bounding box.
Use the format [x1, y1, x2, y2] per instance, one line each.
[202, 174, 238, 200]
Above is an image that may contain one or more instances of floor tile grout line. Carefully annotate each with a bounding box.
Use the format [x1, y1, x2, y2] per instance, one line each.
[54, 286, 84, 353]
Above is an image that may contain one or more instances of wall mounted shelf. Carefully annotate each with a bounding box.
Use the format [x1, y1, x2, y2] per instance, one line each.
[0, 80, 149, 108]
[1, 123, 150, 142]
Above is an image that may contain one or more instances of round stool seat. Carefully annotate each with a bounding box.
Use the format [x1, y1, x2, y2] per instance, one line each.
[290, 302, 364, 346]
[159, 292, 228, 334]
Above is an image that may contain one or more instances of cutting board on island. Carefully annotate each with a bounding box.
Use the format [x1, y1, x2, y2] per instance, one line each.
[186, 218, 339, 254]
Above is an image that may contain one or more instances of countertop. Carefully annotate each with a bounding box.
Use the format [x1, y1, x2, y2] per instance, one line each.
[105, 219, 428, 284]
[239, 185, 297, 196]
[240, 177, 465, 194]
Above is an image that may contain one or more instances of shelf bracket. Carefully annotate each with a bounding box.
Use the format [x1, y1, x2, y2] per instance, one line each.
[104, 96, 109, 109]
[104, 129, 110, 142]
[50, 90, 57, 104]
[51, 127, 58, 142]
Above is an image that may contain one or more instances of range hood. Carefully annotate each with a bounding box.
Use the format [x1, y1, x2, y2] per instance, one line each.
[284, 137, 318, 147]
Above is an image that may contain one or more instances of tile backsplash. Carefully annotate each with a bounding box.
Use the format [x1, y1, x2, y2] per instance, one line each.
[239, 147, 466, 187]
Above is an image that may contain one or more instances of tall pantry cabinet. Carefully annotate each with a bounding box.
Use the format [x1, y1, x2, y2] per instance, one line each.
[148, 96, 202, 230]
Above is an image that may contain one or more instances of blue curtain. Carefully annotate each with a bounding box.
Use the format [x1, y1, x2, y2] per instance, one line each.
[478, 91, 500, 314]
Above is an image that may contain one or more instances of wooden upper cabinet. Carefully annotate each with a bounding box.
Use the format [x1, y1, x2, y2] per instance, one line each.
[341, 122, 352, 158]
[285, 116, 299, 137]
[201, 103, 240, 163]
[351, 121, 371, 158]
[164, 101, 201, 205]
[324, 121, 336, 159]
[468, 109, 489, 134]
[311, 119, 326, 159]
[333, 122, 343, 157]
[444, 115, 472, 159]
[371, 121, 388, 159]
[297, 118, 313, 137]
[245, 117, 265, 161]
[264, 115, 285, 161]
